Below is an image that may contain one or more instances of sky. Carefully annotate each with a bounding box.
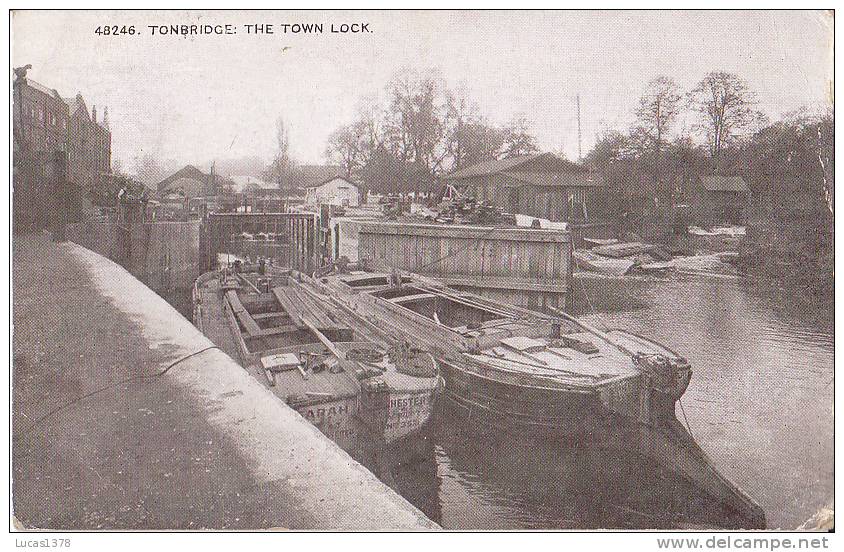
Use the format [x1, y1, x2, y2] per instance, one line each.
[12, 10, 834, 173]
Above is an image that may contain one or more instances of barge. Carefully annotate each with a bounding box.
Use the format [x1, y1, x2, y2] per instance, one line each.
[192, 264, 440, 447]
[311, 266, 766, 529]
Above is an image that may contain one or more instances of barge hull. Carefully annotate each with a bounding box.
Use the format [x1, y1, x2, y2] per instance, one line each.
[439, 378, 765, 529]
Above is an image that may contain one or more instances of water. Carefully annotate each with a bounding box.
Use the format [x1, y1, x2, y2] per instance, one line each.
[164, 273, 833, 530]
[373, 274, 833, 530]
[571, 274, 833, 530]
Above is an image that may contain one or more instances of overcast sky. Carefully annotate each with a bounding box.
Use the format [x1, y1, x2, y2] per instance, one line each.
[12, 10, 833, 172]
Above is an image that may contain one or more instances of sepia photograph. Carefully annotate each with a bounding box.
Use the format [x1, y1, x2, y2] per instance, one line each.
[8, 8, 835, 539]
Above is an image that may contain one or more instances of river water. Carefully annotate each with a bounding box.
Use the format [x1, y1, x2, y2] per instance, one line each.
[166, 272, 833, 530]
[369, 274, 834, 530]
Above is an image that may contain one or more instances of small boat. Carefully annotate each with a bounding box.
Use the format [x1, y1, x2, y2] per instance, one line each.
[193, 264, 440, 446]
[574, 249, 635, 276]
[311, 265, 765, 528]
[635, 261, 674, 275]
[591, 241, 657, 258]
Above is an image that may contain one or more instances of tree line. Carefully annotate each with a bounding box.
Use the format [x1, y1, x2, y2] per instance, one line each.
[323, 68, 541, 194]
[585, 71, 833, 222]
[586, 70, 832, 291]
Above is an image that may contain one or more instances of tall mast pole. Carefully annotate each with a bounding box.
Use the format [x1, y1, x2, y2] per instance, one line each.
[576, 94, 582, 162]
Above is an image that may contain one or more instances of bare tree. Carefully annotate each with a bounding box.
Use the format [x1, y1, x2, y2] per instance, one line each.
[325, 125, 361, 177]
[632, 76, 682, 157]
[325, 97, 386, 178]
[688, 71, 765, 158]
[501, 116, 540, 158]
[324, 68, 541, 193]
[444, 84, 504, 169]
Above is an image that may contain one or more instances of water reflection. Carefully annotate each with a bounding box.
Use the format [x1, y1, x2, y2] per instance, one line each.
[570, 274, 833, 530]
[384, 411, 750, 529]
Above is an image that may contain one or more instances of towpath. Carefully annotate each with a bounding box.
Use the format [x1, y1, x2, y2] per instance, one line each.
[12, 234, 437, 530]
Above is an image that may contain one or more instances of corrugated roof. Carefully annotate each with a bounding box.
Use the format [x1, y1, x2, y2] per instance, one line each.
[701, 176, 750, 193]
[508, 172, 603, 188]
[443, 154, 545, 180]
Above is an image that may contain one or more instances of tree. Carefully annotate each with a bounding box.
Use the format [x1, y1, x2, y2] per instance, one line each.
[325, 96, 386, 179]
[585, 131, 635, 168]
[323, 68, 542, 194]
[262, 117, 298, 195]
[131, 153, 168, 189]
[455, 121, 505, 167]
[325, 124, 362, 177]
[358, 144, 408, 195]
[688, 71, 765, 158]
[501, 116, 539, 158]
[443, 88, 505, 169]
[383, 68, 450, 181]
[631, 77, 682, 158]
[735, 110, 833, 216]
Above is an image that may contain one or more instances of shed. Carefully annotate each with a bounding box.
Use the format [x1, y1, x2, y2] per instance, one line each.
[696, 176, 751, 224]
[443, 153, 603, 222]
[305, 175, 360, 207]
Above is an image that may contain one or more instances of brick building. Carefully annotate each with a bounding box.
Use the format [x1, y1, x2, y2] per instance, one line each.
[62, 94, 112, 193]
[13, 67, 112, 225]
[12, 73, 69, 156]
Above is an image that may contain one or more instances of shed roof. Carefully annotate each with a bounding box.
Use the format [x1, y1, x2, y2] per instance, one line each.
[443, 153, 599, 188]
[306, 175, 358, 190]
[443, 154, 545, 180]
[701, 176, 750, 193]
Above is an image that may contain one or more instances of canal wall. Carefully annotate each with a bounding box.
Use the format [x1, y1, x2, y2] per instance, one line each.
[65, 221, 202, 293]
[12, 235, 438, 530]
[357, 221, 573, 310]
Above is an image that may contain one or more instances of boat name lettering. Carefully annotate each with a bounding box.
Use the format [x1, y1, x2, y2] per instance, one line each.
[305, 404, 349, 419]
[390, 396, 427, 408]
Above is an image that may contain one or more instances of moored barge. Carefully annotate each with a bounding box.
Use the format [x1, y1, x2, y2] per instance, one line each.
[193, 264, 440, 447]
[311, 266, 766, 528]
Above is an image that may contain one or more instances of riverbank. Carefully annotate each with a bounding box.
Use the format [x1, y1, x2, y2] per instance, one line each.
[12, 233, 438, 530]
[736, 215, 833, 301]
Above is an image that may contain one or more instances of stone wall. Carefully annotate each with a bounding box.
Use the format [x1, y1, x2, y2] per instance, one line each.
[66, 221, 202, 294]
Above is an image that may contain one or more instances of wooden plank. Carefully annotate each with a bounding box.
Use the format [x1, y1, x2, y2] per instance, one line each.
[358, 221, 570, 242]
[389, 292, 437, 305]
[225, 289, 263, 337]
[256, 324, 300, 337]
[272, 287, 307, 328]
[252, 312, 290, 321]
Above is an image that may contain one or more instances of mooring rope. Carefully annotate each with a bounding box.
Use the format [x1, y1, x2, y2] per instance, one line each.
[14, 345, 222, 444]
[678, 397, 695, 440]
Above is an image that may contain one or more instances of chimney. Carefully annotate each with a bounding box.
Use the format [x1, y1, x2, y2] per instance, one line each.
[92, 105, 97, 123]
[103, 106, 109, 130]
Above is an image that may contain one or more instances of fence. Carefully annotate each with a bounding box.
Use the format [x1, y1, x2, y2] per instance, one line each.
[357, 222, 573, 311]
